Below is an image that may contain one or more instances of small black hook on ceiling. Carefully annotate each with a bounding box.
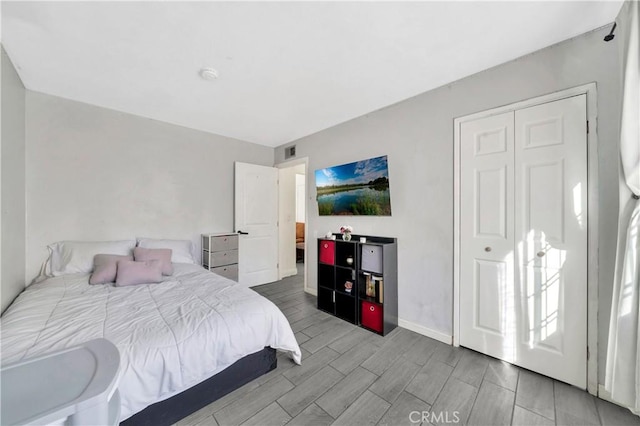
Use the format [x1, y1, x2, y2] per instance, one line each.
[604, 22, 617, 42]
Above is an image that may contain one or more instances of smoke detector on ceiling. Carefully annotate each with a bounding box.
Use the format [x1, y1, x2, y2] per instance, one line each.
[199, 68, 219, 81]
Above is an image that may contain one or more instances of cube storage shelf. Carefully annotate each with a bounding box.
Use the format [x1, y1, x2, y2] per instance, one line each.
[317, 235, 397, 335]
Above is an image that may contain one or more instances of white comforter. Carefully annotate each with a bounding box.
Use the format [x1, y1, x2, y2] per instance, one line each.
[0, 264, 302, 420]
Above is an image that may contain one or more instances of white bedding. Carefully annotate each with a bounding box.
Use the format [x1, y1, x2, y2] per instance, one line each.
[0, 263, 302, 420]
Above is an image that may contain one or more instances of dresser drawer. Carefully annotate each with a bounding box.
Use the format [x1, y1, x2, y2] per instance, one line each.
[211, 264, 238, 281]
[203, 234, 238, 252]
[203, 249, 238, 267]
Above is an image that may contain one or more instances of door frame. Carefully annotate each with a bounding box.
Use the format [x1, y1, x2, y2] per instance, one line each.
[275, 156, 310, 294]
[453, 83, 599, 394]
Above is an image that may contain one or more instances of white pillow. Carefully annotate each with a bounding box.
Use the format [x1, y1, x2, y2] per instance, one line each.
[48, 240, 136, 276]
[136, 238, 196, 264]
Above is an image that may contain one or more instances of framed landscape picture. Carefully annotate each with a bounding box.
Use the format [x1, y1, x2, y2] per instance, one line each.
[315, 155, 392, 216]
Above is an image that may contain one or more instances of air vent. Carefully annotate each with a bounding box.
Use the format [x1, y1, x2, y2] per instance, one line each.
[285, 145, 296, 159]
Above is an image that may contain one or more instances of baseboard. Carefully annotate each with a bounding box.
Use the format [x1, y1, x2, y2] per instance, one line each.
[279, 268, 298, 280]
[398, 319, 452, 345]
[598, 384, 613, 402]
[304, 287, 317, 296]
[598, 384, 636, 411]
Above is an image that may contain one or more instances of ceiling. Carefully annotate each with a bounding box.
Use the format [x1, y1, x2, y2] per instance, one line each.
[1, 1, 622, 147]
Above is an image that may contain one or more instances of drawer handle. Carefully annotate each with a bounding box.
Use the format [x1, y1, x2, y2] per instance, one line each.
[537, 251, 545, 257]
[370, 306, 375, 311]
[370, 250, 374, 254]
[224, 253, 227, 256]
[224, 238, 227, 242]
[324, 244, 328, 249]
[485, 247, 492, 252]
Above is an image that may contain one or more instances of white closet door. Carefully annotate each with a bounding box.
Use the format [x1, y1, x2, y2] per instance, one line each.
[460, 111, 516, 362]
[460, 95, 588, 388]
[514, 94, 587, 388]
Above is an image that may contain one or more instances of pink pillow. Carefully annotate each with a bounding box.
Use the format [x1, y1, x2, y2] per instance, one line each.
[90, 254, 133, 284]
[115, 259, 163, 287]
[133, 247, 173, 275]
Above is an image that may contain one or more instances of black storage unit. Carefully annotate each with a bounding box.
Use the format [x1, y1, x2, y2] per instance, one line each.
[317, 235, 397, 335]
[317, 238, 358, 324]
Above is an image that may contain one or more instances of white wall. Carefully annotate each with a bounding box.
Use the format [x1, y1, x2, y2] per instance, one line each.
[275, 26, 620, 384]
[1, 47, 26, 313]
[278, 166, 298, 278]
[278, 163, 306, 280]
[295, 168, 306, 223]
[25, 91, 274, 282]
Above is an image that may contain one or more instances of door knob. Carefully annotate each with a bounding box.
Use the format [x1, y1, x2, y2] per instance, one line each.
[484, 247, 492, 252]
[537, 251, 545, 257]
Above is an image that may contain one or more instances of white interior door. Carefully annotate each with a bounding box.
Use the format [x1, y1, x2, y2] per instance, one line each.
[514, 95, 587, 388]
[460, 111, 516, 362]
[459, 95, 588, 388]
[235, 162, 279, 286]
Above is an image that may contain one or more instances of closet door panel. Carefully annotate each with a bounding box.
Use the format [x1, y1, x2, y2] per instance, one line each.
[460, 111, 515, 362]
[515, 94, 587, 388]
[525, 160, 565, 243]
[475, 167, 508, 239]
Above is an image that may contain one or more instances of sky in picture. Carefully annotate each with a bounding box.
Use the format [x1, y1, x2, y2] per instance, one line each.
[315, 155, 389, 187]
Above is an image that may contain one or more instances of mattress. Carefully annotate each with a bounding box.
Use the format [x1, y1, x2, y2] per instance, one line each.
[0, 263, 302, 420]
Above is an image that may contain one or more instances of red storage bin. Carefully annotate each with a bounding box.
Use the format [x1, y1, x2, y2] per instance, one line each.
[319, 240, 335, 265]
[361, 301, 383, 333]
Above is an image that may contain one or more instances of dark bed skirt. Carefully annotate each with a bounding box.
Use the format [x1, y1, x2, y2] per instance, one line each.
[120, 347, 277, 426]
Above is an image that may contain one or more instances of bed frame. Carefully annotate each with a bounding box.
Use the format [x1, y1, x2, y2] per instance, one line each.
[120, 347, 277, 426]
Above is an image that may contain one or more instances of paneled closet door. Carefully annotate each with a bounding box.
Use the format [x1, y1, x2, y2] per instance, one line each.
[460, 111, 516, 363]
[459, 94, 587, 388]
[514, 95, 587, 388]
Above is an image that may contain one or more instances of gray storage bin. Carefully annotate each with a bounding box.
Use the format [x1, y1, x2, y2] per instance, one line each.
[203, 249, 238, 268]
[202, 234, 238, 251]
[361, 244, 383, 274]
[211, 264, 239, 281]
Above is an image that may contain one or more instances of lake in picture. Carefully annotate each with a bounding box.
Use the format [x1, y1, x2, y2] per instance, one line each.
[315, 156, 392, 216]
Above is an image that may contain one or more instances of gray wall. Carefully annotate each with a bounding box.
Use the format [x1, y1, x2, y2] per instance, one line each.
[1, 46, 26, 313]
[25, 91, 274, 282]
[275, 27, 620, 384]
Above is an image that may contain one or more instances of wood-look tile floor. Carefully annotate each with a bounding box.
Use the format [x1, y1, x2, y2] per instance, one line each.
[176, 265, 640, 426]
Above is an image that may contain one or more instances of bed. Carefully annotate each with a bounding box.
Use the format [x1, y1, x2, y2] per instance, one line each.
[0, 262, 302, 424]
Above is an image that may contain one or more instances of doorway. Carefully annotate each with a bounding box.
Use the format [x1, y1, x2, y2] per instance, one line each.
[277, 158, 308, 292]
